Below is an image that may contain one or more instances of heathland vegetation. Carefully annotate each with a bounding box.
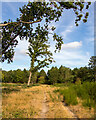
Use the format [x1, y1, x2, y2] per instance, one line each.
[1, 2, 95, 118]
[2, 56, 96, 111]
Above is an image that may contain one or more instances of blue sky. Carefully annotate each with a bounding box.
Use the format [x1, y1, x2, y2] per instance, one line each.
[1, 2, 94, 72]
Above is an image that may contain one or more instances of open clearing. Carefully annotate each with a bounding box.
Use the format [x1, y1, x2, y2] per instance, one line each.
[2, 84, 94, 118]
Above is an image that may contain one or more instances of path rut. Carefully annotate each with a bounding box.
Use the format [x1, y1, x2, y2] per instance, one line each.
[40, 91, 48, 118]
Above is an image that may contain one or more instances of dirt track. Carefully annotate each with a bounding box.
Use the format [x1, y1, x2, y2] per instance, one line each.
[22, 85, 79, 118]
[2, 84, 94, 118]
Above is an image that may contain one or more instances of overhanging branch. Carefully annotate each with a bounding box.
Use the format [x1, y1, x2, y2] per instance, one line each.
[0, 19, 41, 27]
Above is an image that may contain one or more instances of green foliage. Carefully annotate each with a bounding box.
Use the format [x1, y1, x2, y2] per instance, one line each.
[2, 69, 29, 83]
[72, 66, 95, 83]
[55, 87, 78, 105]
[2, 87, 20, 94]
[88, 56, 96, 69]
[75, 77, 81, 84]
[38, 76, 45, 84]
[47, 67, 59, 84]
[82, 98, 94, 109]
[54, 82, 96, 108]
[27, 24, 54, 84]
[38, 69, 46, 83]
[63, 88, 78, 105]
[27, 24, 54, 73]
[73, 82, 96, 108]
[32, 72, 38, 84]
[1, 2, 91, 63]
[52, 83, 66, 87]
[58, 65, 69, 83]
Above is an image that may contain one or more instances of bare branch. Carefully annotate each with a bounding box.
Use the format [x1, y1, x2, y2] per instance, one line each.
[0, 19, 41, 27]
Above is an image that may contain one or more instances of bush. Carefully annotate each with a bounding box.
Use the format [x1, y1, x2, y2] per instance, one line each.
[62, 88, 78, 105]
[82, 98, 95, 108]
[75, 77, 81, 85]
[73, 82, 96, 108]
[54, 82, 96, 108]
[55, 87, 78, 105]
[38, 76, 45, 84]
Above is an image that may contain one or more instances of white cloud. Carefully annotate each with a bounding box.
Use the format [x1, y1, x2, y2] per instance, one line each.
[60, 24, 74, 39]
[49, 41, 90, 69]
[51, 50, 90, 69]
[62, 41, 82, 49]
[87, 37, 94, 42]
[13, 37, 29, 60]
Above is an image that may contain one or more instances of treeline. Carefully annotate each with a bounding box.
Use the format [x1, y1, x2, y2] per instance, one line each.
[2, 65, 95, 84]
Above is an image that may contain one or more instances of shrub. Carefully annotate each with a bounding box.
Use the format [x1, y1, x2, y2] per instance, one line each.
[54, 82, 96, 108]
[62, 88, 78, 105]
[75, 77, 81, 85]
[73, 82, 96, 108]
[55, 87, 78, 105]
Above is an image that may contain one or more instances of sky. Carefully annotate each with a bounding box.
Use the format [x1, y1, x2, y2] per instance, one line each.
[1, 2, 94, 72]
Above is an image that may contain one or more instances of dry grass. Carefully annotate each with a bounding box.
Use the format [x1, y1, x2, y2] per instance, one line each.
[69, 97, 95, 118]
[45, 86, 76, 118]
[2, 84, 95, 118]
[2, 85, 43, 118]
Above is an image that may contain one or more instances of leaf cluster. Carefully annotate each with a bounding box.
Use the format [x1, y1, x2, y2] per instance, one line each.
[27, 24, 54, 73]
[1, 2, 91, 63]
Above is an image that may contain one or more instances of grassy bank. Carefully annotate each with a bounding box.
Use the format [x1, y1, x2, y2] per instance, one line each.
[54, 82, 96, 109]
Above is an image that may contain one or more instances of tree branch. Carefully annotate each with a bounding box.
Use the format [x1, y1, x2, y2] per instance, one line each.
[0, 19, 41, 27]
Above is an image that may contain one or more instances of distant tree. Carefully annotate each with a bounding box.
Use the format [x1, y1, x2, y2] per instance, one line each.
[15, 69, 23, 83]
[27, 24, 54, 86]
[72, 68, 79, 83]
[75, 77, 81, 84]
[64, 67, 72, 82]
[78, 67, 92, 82]
[88, 56, 96, 82]
[2, 71, 7, 83]
[2, 70, 13, 83]
[32, 71, 38, 84]
[88, 56, 96, 69]
[0, 71, 3, 82]
[72, 66, 94, 83]
[47, 67, 59, 85]
[38, 69, 46, 84]
[58, 65, 65, 83]
[22, 68, 29, 83]
[2, 69, 30, 83]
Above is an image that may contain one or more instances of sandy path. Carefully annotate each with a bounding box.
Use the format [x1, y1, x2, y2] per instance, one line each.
[40, 91, 48, 118]
[2, 84, 94, 118]
[36, 85, 79, 118]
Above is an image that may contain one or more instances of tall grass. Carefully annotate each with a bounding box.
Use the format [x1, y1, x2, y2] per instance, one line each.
[74, 82, 96, 108]
[54, 82, 96, 108]
[54, 87, 78, 105]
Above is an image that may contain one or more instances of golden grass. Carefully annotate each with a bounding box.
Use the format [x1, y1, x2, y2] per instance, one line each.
[69, 97, 95, 118]
[2, 85, 43, 118]
[2, 84, 95, 118]
[45, 86, 76, 118]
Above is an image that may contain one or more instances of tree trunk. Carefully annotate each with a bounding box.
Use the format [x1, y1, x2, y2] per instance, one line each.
[27, 71, 32, 86]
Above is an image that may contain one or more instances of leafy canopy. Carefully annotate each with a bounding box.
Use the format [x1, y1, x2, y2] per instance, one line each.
[27, 23, 54, 73]
[1, 2, 91, 63]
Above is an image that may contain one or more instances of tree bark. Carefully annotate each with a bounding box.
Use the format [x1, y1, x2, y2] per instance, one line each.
[27, 71, 32, 86]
